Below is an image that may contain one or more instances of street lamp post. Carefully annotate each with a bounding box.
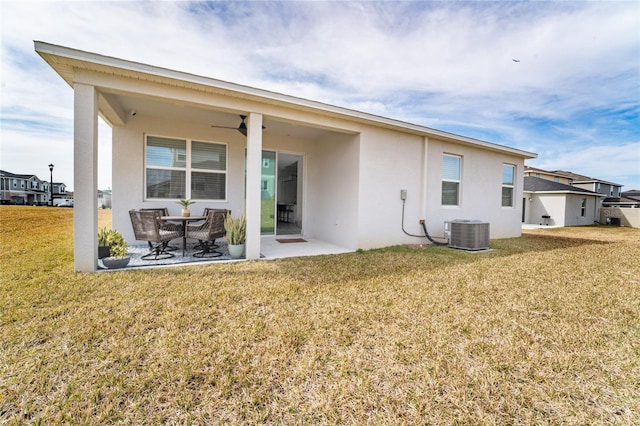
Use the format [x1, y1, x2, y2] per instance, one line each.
[48, 163, 54, 206]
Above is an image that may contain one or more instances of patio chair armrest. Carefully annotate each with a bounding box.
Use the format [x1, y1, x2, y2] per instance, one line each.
[159, 229, 182, 241]
[160, 222, 183, 232]
[186, 221, 207, 232]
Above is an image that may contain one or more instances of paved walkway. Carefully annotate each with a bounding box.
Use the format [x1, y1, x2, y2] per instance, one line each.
[261, 236, 352, 259]
[102, 237, 352, 271]
[522, 224, 561, 230]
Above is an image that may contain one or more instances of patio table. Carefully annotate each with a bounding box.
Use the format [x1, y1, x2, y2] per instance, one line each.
[161, 215, 206, 255]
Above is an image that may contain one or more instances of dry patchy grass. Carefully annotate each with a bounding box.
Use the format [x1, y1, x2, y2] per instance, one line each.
[1, 206, 639, 424]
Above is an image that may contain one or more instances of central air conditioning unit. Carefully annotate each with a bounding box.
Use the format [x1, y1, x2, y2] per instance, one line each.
[445, 220, 490, 250]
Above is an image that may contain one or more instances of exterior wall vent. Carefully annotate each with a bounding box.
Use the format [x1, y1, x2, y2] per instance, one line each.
[445, 220, 490, 250]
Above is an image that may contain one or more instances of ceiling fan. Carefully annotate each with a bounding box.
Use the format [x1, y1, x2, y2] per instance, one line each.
[211, 114, 265, 136]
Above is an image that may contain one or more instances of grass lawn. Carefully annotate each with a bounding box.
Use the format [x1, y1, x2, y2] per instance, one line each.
[1, 206, 639, 424]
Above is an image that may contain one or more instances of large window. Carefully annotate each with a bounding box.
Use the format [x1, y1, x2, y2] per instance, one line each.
[145, 135, 227, 200]
[502, 164, 515, 207]
[442, 154, 461, 206]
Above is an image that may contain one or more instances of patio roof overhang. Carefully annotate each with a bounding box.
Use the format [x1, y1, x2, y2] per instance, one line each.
[35, 41, 537, 159]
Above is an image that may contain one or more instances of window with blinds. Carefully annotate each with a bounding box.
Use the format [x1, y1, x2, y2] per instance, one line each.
[442, 154, 461, 206]
[145, 136, 227, 201]
[502, 164, 515, 207]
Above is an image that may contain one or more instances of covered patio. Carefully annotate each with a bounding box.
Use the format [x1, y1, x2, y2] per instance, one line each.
[36, 42, 362, 272]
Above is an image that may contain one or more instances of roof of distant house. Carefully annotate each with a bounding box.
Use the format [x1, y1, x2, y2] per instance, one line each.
[0, 170, 39, 180]
[550, 170, 622, 186]
[524, 176, 605, 196]
[524, 166, 623, 186]
[603, 196, 640, 204]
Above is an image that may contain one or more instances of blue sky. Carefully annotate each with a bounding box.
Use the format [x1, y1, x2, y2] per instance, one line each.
[1, 0, 638, 191]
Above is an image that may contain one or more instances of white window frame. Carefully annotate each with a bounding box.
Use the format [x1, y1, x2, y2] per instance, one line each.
[442, 154, 462, 207]
[144, 134, 228, 202]
[502, 164, 516, 207]
[580, 198, 587, 217]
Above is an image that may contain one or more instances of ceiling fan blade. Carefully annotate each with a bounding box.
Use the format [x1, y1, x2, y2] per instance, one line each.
[211, 114, 265, 136]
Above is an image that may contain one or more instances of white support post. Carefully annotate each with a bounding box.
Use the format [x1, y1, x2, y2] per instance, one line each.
[245, 113, 263, 260]
[73, 83, 99, 272]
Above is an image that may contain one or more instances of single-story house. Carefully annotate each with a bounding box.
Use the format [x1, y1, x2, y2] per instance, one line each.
[35, 41, 537, 272]
[523, 177, 604, 226]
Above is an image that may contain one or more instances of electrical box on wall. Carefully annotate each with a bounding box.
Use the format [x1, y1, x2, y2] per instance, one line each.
[400, 189, 407, 200]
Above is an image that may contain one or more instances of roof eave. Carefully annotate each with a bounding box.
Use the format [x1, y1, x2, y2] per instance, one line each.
[526, 190, 606, 196]
[34, 41, 537, 159]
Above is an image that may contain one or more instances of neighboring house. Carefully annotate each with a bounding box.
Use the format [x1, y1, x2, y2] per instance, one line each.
[552, 170, 624, 205]
[0, 169, 50, 205]
[98, 189, 112, 209]
[621, 189, 640, 202]
[51, 182, 69, 206]
[600, 189, 640, 227]
[523, 177, 604, 226]
[524, 166, 574, 185]
[606, 189, 640, 208]
[524, 166, 624, 202]
[1, 169, 107, 208]
[36, 41, 537, 272]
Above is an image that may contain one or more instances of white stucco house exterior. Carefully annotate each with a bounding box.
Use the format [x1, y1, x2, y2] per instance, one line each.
[36, 41, 536, 272]
[523, 177, 604, 227]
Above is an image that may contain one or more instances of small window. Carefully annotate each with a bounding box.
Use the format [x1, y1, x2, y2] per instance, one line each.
[442, 154, 461, 206]
[581, 198, 587, 217]
[554, 177, 559, 183]
[502, 164, 515, 207]
[145, 135, 227, 201]
[12, 179, 17, 187]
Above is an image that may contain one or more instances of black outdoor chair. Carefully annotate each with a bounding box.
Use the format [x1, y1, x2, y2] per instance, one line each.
[186, 209, 227, 258]
[141, 207, 181, 250]
[129, 209, 182, 260]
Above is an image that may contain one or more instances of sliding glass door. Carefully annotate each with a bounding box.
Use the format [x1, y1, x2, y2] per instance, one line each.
[247, 150, 303, 235]
[260, 151, 276, 235]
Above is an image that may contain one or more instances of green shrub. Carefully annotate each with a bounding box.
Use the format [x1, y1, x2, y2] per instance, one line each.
[106, 230, 128, 258]
[98, 227, 110, 246]
[224, 213, 246, 245]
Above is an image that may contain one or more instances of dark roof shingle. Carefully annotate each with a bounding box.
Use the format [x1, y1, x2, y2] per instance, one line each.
[524, 177, 601, 195]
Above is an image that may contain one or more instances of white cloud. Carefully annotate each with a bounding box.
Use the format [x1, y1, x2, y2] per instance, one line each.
[530, 142, 640, 189]
[0, 0, 638, 190]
